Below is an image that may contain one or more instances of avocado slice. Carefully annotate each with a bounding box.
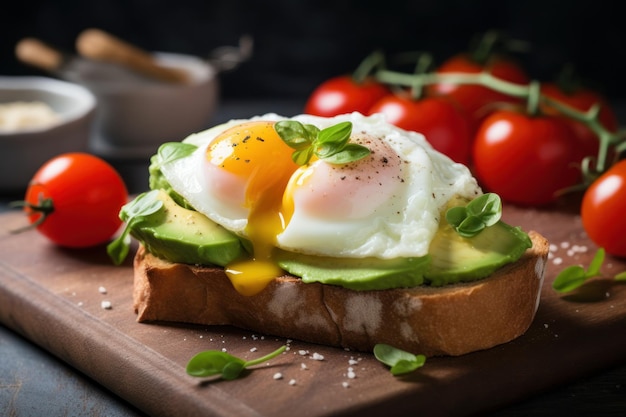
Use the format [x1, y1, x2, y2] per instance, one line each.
[275, 250, 430, 291]
[424, 220, 532, 286]
[128, 191, 245, 267]
[127, 190, 531, 291]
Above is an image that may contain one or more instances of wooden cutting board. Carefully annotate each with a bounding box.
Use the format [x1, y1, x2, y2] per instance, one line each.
[1, 201, 625, 417]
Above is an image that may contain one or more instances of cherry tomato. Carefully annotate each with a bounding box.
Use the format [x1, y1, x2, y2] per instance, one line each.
[581, 160, 626, 257]
[20, 153, 128, 248]
[541, 83, 619, 161]
[427, 54, 529, 129]
[368, 93, 472, 165]
[472, 110, 580, 206]
[305, 75, 389, 117]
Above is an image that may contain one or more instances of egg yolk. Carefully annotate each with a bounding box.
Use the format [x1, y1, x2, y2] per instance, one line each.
[206, 121, 300, 295]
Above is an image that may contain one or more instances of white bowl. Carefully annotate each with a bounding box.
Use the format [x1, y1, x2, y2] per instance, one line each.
[0, 76, 96, 192]
[68, 52, 219, 158]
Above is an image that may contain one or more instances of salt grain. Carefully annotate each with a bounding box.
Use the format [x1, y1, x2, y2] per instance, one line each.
[289, 379, 297, 386]
[342, 382, 350, 388]
[311, 352, 324, 361]
[273, 373, 283, 380]
[101, 300, 112, 310]
[98, 286, 107, 294]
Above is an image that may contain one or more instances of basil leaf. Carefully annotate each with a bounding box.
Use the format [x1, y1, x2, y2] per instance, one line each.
[552, 265, 588, 293]
[107, 190, 164, 265]
[186, 346, 286, 380]
[323, 144, 371, 165]
[316, 121, 351, 147]
[587, 247, 605, 276]
[274, 120, 316, 149]
[157, 142, 198, 165]
[446, 193, 502, 237]
[186, 351, 244, 377]
[373, 343, 426, 376]
[275, 120, 369, 165]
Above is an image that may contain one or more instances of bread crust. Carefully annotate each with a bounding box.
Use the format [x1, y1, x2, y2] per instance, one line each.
[133, 231, 549, 356]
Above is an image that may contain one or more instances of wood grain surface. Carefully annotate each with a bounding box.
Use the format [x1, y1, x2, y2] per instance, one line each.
[1, 201, 625, 417]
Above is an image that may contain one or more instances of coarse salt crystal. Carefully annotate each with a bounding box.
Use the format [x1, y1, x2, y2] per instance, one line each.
[101, 300, 112, 309]
[98, 286, 107, 294]
[289, 379, 296, 386]
[273, 372, 283, 380]
[311, 352, 324, 361]
[342, 382, 350, 388]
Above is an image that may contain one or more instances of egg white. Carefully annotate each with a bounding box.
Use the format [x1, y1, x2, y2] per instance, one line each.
[160, 112, 482, 259]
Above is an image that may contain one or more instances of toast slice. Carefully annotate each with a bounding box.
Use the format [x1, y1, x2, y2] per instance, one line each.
[133, 231, 548, 356]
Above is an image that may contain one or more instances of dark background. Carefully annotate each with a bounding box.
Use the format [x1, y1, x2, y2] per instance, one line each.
[1, 0, 625, 103]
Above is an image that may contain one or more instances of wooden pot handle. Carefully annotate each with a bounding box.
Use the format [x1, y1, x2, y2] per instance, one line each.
[76, 28, 189, 84]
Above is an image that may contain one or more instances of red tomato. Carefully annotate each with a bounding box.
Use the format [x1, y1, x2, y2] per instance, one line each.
[472, 110, 581, 206]
[581, 160, 626, 257]
[368, 93, 472, 165]
[305, 75, 389, 117]
[541, 83, 619, 161]
[20, 153, 128, 248]
[427, 54, 529, 128]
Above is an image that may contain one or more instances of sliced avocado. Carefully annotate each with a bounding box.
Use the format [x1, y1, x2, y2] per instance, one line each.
[424, 220, 532, 286]
[129, 190, 245, 267]
[274, 250, 430, 291]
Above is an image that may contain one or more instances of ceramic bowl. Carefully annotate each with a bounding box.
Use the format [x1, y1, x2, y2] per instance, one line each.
[0, 76, 96, 192]
[68, 52, 219, 158]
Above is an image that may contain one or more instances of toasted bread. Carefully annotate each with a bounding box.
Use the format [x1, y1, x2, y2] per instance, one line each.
[133, 231, 548, 356]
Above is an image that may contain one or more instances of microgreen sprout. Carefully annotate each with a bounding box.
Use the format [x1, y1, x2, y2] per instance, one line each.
[274, 120, 370, 166]
[552, 248, 626, 292]
[373, 343, 426, 376]
[186, 345, 286, 380]
[107, 190, 163, 265]
[446, 193, 502, 238]
[552, 248, 605, 292]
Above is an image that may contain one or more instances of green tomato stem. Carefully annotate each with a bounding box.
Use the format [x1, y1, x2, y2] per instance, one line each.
[9, 194, 54, 233]
[375, 68, 624, 185]
[352, 50, 386, 84]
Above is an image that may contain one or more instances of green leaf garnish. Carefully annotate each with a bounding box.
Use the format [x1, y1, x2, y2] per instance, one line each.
[552, 248, 605, 292]
[446, 193, 502, 238]
[615, 271, 626, 282]
[186, 345, 286, 380]
[106, 190, 164, 265]
[157, 142, 198, 165]
[373, 343, 426, 376]
[274, 120, 370, 165]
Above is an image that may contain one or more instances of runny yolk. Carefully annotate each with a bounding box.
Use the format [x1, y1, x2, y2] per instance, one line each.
[206, 121, 300, 296]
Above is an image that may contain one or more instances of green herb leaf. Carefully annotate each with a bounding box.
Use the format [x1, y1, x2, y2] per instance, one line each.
[615, 271, 626, 281]
[275, 120, 370, 165]
[552, 248, 605, 293]
[106, 190, 164, 265]
[446, 193, 502, 237]
[552, 265, 589, 293]
[157, 142, 198, 165]
[587, 247, 605, 276]
[373, 343, 426, 376]
[186, 345, 286, 380]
